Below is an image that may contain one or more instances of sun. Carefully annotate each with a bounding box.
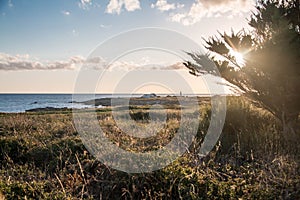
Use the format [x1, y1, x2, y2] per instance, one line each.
[230, 50, 245, 67]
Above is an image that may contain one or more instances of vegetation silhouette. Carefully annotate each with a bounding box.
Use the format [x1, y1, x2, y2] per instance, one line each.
[185, 0, 300, 137]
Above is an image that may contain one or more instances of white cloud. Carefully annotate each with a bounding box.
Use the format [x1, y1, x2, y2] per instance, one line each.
[0, 53, 114, 71]
[170, 0, 255, 25]
[0, 53, 185, 71]
[124, 0, 141, 11]
[106, 0, 123, 14]
[164, 62, 185, 70]
[106, 0, 141, 15]
[96, 61, 185, 72]
[78, 0, 92, 10]
[61, 10, 70, 16]
[0, 53, 136, 71]
[8, 0, 13, 7]
[151, 0, 184, 12]
[100, 24, 112, 29]
[0, 53, 85, 71]
[176, 3, 185, 9]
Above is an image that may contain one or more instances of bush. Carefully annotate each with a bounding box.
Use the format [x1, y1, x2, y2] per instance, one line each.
[0, 138, 28, 165]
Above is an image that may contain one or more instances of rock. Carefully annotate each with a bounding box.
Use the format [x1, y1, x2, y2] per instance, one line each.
[141, 93, 157, 98]
[25, 107, 70, 112]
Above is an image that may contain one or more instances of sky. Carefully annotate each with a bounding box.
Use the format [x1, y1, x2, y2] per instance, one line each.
[0, 0, 256, 94]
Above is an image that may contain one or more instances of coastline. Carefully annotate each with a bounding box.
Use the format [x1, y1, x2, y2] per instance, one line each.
[0, 95, 212, 113]
[0, 94, 216, 113]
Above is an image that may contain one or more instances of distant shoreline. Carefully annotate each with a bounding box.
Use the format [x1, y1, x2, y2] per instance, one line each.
[25, 96, 213, 113]
[0, 94, 225, 113]
[80, 96, 211, 107]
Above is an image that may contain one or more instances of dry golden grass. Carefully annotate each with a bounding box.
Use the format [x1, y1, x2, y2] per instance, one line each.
[0, 97, 299, 199]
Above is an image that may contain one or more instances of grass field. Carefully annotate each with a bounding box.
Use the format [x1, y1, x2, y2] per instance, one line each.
[0, 97, 299, 199]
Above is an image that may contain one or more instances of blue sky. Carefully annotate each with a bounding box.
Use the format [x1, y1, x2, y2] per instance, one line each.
[0, 0, 255, 93]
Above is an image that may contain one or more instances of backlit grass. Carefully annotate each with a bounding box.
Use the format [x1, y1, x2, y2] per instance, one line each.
[0, 97, 299, 199]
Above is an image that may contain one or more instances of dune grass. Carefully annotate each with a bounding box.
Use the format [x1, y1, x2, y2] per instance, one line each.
[0, 97, 299, 199]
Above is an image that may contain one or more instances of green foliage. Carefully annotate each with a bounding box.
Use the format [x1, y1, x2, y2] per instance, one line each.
[0, 138, 28, 165]
[0, 180, 66, 200]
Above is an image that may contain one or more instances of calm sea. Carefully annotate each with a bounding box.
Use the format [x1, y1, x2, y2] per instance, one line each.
[0, 94, 142, 113]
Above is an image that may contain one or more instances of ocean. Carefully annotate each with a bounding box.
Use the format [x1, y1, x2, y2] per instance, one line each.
[0, 94, 142, 113]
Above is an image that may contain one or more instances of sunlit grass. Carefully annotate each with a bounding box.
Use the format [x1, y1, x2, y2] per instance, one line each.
[0, 97, 299, 199]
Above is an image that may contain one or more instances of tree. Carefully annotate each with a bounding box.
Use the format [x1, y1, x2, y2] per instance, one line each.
[185, 0, 300, 135]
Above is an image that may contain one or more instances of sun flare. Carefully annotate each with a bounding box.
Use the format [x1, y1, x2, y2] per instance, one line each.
[230, 50, 245, 67]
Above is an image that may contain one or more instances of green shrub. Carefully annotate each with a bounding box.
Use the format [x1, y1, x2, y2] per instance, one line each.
[0, 138, 28, 165]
